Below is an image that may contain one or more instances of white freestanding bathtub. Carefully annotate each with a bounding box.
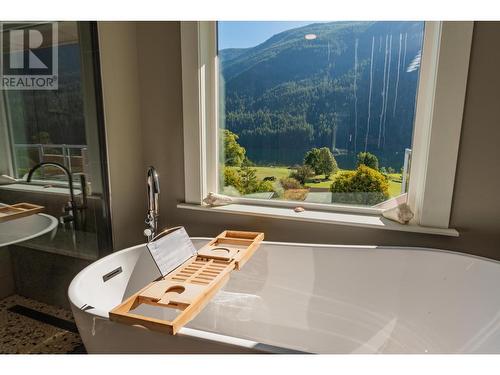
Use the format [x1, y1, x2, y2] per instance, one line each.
[69, 238, 500, 354]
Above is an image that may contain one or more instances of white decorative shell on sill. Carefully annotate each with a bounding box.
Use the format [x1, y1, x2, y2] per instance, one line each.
[382, 203, 414, 225]
[0, 174, 17, 185]
[202, 192, 234, 207]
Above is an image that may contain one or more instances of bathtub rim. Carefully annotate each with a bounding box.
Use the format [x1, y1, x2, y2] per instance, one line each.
[0, 212, 58, 248]
[68, 237, 500, 321]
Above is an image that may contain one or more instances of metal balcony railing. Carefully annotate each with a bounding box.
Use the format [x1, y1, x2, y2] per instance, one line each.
[13, 143, 87, 179]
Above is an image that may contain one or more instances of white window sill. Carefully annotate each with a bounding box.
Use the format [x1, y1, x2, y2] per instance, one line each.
[177, 203, 459, 237]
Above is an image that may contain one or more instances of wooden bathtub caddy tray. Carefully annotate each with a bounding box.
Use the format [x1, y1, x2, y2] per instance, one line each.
[0, 202, 44, 223]
[109, 230, 264, 335]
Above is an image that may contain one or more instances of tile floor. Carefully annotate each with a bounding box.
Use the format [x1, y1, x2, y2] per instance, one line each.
[0, 295, 85, 354]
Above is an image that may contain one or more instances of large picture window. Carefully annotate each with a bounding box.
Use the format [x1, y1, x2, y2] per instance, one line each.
[218, 21, 424, 208]
[180, 21, 472, 233]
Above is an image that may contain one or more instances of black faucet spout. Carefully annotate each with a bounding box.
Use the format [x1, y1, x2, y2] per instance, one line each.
[27, 162, 79, 229]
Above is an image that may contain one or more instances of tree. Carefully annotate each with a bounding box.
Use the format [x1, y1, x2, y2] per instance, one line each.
[304, 148, 321, 174]
[223, 164, 274, 195]
[238, 163, 274, 194]
[222, 129, 246, 167]
[239, 161, 273, 194]
[318, 112, 340, 152]
[357, 152, 379, 170]
[304, 147, 338, 178]
[330, 165, 389, 205]
[290, 165, 314, 184]
[32, 131, 52, 144]
[223, 167, 242, 193]
[317, 147, 338, 178]
[239, 163, 259, 193]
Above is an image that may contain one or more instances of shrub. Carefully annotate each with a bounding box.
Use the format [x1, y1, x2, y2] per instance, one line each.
[239, 164, 259, 193]
[255, 180, 275, 193]
[272, 180, 285, 198]
[290, 165, 314, 184]
[279, 177, 303, 190]
[224, 165, 277, 196]
[330, 165, 389, 205]
[283, 189, 309, 201]
[223, 167, 242, 193]
[357, 152, 379, 171]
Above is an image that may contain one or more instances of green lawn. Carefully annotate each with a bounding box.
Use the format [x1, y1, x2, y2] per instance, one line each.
[387, 173, 403, 198]
[227, 166, 291, 180]
[388, 179, 402, 198]
[227, 166, 404, 198]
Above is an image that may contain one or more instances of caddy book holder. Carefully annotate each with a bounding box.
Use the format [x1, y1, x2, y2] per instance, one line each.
[109, 228, 264, 335]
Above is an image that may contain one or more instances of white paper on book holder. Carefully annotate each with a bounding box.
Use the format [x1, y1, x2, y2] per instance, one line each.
[146, 227, 197, 277]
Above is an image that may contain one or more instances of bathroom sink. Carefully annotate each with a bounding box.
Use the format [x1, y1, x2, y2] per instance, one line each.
[0, 212, 58, 248]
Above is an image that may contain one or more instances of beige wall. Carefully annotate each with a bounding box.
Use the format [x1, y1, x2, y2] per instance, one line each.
[136, 22, 185, 235]
[102, 22, 500, 260]
[98, 22, 145, 249]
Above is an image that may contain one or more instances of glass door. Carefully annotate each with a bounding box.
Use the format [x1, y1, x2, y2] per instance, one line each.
[0, 21, 112, 260]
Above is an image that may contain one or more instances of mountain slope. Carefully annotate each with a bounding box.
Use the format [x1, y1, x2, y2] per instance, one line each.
[219, 21, 425, 169]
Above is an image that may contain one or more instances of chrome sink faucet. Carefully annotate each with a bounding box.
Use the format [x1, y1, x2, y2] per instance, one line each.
[144, 166, 160, 242]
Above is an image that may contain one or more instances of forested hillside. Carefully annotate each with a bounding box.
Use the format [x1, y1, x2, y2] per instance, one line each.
[9, 43, 86, 145]
[219, 21, 424, 169]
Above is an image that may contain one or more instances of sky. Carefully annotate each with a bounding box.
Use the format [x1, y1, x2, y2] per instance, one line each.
[217, 21, 315, 50]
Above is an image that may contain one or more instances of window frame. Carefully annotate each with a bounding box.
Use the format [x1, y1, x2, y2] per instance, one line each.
[180, 21, 474, 229]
